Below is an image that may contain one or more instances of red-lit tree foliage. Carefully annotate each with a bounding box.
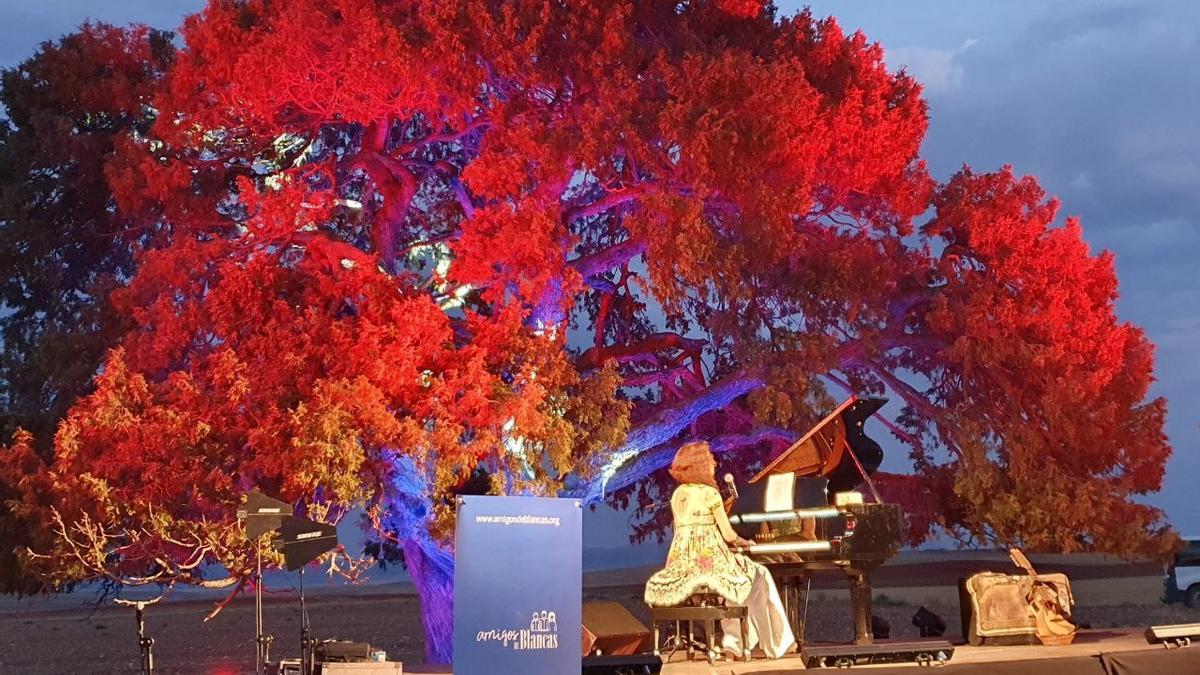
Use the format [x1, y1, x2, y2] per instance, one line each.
[0, 23, 174, 453]
[0, 0, 1174, 662]
[0, 24, 174, 592]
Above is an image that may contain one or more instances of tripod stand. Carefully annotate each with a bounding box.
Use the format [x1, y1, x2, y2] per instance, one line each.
[254, 538, 275, 674]
[114, 597, 159, 674]
[299, 566, 316, 675]
[239, 490, 290, 675]
[274, 515, 337, 675]
[135, 601, 154, 674]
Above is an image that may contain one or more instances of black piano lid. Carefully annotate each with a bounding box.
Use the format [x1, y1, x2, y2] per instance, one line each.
[748, 395, 888, 488]
[828, 395, 887, 493]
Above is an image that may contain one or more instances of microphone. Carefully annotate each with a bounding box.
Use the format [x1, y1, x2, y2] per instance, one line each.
[723, 473, 739, 500]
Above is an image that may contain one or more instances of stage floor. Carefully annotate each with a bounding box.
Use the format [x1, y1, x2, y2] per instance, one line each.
[657, 628, 1154, 672]
[402, 629, 1180, 673]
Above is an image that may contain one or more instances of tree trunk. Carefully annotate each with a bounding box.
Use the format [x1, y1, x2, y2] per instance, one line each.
[402, 538, 455, 664]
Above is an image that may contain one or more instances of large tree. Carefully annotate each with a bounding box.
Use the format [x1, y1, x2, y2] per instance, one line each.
[1, 0, 1174, 662]
[0, 23, 174, 592]
[0, 23, 174, 451]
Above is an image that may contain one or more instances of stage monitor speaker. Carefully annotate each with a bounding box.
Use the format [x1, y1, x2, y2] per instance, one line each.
[314, 664, 402, 674]
[582, 601, 652, 656]
[801, 640, 954, 669]
[1144, 622, 1200, 647]
[581, 654, 662, 675]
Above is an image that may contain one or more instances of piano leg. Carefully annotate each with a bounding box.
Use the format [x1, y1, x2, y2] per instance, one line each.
[847, 571, 873, 645]
[775, 573, 808, 645]
[787, 577, 799, 644]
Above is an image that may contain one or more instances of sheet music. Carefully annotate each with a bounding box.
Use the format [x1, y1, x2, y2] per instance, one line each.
[763, 472, 795, 512]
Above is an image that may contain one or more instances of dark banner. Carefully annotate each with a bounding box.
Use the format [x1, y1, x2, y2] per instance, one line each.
[454, 496, 582, 675]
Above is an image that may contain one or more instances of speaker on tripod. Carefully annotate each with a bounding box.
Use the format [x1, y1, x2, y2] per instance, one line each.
[272, 514, 339, 675]
[238, 490, 292, 675]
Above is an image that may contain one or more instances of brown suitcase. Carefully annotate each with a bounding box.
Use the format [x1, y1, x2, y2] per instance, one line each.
[959, 550, 1076, 646]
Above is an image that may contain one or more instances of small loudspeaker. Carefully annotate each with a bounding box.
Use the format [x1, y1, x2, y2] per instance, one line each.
[1145, 623, 1200, 647]
[315, 640, 372, 662]
[582, 601, 652, 656]
[872, 614, 891, 640]
[913, 606, 947, 637]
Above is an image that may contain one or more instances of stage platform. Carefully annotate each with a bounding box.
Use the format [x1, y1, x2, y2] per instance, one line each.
[654, 628, 1198, 673]
[401, 629, 1200, 673]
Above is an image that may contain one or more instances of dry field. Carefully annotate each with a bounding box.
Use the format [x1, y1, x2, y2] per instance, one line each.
[1, 552, 1194, 674]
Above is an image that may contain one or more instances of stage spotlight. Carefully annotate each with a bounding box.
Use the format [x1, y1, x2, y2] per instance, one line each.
[1144, 623, 1200, 647]
[913, 606, 947, 637]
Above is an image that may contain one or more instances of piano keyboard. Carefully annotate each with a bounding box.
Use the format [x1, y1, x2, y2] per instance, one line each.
[728, 506, 841, 525]
[734, 540, 833, 555]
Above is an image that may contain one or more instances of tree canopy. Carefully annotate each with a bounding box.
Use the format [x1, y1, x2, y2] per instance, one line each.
[0, 23, 173, 592]
[0, 0, 1174, 662]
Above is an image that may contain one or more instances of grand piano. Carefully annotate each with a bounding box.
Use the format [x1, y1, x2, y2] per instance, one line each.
[727, 396, 903, 646]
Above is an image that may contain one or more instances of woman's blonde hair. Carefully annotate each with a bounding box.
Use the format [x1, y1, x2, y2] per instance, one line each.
[668, 440, 719, 488]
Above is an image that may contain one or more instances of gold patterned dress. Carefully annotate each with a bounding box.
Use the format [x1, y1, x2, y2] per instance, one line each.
[644, 483, 755, 606]
[644, 482, 797, 659]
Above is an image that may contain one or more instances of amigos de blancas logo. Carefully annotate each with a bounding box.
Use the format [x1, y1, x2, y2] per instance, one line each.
[476, 610, 560, 651]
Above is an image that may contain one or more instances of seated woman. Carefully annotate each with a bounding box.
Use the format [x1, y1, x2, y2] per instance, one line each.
[644, 441, 797, 660]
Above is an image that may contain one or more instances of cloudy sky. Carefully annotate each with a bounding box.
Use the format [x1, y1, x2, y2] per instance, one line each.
[796, 0, 1200, 536]
[2, 1, 1197, 541]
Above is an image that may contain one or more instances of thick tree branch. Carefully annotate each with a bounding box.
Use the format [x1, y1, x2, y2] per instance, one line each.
[888, 289, 937, 325]
[577, 331, 705, 372]
[394, 117, 491, 155]
[352, 150, 421, 267]
[594, 288, 615, 349]
[571, 369, 766, 501]
[866, 361, 963, 458]
[622, 365, 693, 389]
[366, 118, 392, 152]
[596, 426, 796, 503]
[562, 186, 648, 225]
[569, 238, 647, 280]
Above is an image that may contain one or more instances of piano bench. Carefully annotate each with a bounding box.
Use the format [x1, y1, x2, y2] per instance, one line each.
[649, 604, 751, 664]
